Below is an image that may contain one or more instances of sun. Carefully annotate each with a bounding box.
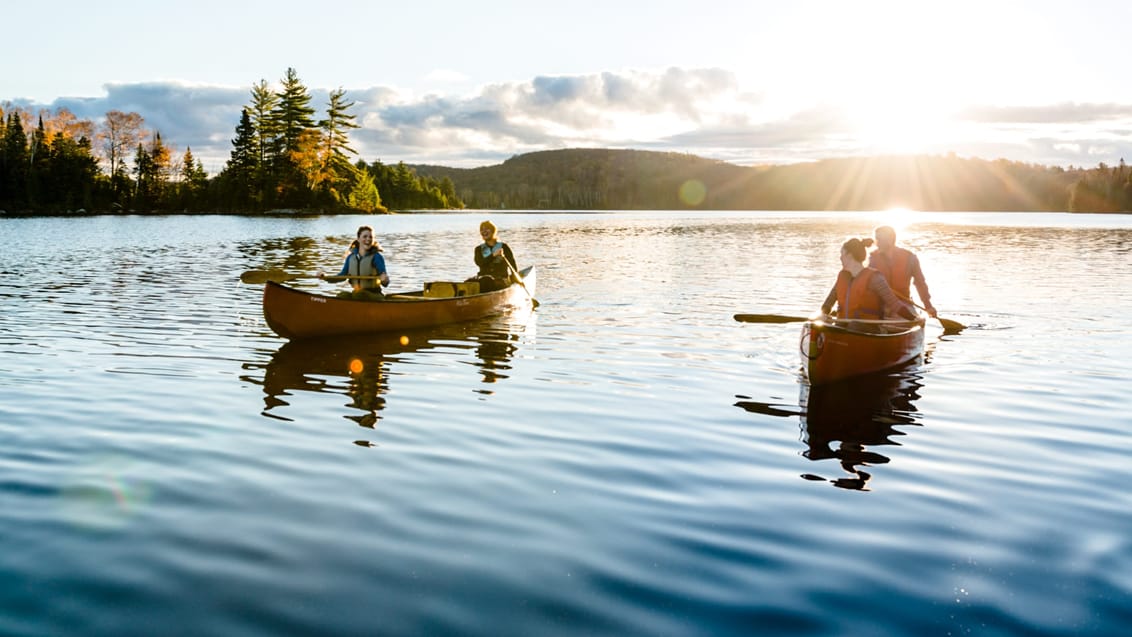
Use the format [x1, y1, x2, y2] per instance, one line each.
[843, 92, 960, 155]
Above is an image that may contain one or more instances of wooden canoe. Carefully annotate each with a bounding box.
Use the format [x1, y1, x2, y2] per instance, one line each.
[263, 266, 535, 339]
[800, 315, 925, 385]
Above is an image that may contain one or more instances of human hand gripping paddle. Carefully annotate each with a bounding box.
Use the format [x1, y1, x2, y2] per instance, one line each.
[239, 269, 383, 285]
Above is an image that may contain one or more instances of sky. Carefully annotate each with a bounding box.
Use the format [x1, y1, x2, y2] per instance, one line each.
[5, 0, 1132, 173]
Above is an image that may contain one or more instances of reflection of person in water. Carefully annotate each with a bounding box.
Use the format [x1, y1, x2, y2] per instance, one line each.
[255, 332, 407, 429]
[250, 321, 529, 438]
[800, 372, 922, 490]
[473, 329, 519, 384]
[343, 354, 388, 429]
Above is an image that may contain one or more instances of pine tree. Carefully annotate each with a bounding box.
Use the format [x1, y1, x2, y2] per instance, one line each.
[249, 79, 280, 167]
[318, 88, 362, 205]
[179, 147, 206, 209]
[269, 68, 317, 207]
[271, 68, 316, 158]
[225, 108, 258, 207]
[27, 116, 50, 207]
[133, 143, 154, 209]
[1, 112, 28, 209]
[148, 132, 172, 206]
[346, 164, 382, 212]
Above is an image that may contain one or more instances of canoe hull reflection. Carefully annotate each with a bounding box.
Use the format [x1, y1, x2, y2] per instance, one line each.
[263, 266, 535, 340]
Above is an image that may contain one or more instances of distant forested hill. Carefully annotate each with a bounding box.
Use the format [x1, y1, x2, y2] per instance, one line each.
[411, 148, 1131, 212]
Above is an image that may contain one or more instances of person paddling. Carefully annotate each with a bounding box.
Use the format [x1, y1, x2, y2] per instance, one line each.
[821, 237, 916, 321]
[471, 220, 519, 292]
[319, 225, 389, 301]
[868, 226, 936, 318]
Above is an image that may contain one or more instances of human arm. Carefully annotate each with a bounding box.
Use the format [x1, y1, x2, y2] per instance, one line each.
[820, 284, 838, 316]
[908, 254, 936, 317]
[500, 243, 518, 275]
[870, 274, 917, 320]
[371, 253, 390, 287]
[318, 255, 352, 279]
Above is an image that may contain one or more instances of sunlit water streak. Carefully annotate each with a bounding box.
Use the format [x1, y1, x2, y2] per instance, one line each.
[2, 211, 1131, 636]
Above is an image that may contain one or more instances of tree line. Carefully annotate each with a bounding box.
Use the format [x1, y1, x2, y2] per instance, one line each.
[414, 149, 1132, 213]
[4, 78, 1131, 214]
[0, 68, 461, 214]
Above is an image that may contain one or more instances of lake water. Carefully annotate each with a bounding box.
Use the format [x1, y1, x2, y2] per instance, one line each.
[2, 211, 1131, 636]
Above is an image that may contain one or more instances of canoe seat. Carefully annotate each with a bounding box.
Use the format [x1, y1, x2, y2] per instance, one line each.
[423, 281, 481, 298]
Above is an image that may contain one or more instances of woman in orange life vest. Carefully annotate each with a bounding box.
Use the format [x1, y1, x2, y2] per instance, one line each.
[318, 225, 390, 301]
[868, 225, 937, 318]
[820, 237, 917, 321]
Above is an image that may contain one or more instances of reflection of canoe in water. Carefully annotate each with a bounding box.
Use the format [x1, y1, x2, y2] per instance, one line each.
[263, 266, 535, 339]
[800, 316, 925, 385]
[254, 320, 524, 421]
[800, 371, 924, 490]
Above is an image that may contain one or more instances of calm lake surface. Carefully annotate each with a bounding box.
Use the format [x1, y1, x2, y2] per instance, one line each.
[2, 211, 1131, 636]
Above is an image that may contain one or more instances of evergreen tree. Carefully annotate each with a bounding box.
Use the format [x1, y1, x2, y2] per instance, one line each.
[269, 68, 317, 207]
[317, 87, 362, 205]
[346, 166, 382, 212]
[132, 143, 154, 209]
[249, 79, 280, 167]
[223, 108, 258, 207]
[1, 112, 28, 209]
[27, 116, 51, 207]
[249, 79, 279, 204]
[179, 147, 208, 209]
[46, 131, 98, 210]
[271, 68, 316, 157]
[149, 131, 172, 205]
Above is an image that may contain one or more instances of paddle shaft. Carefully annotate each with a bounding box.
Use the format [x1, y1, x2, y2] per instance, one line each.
[894, 293, 965, 332]
[734, 313, 921, 327]
[733, 313, 810, 324]
[239, 269, 384, 284]
[503, 260, 539, 308]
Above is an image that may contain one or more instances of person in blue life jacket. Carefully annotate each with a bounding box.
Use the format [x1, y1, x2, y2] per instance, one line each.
[318, 225, 389, 301]
[471, 220, 518, 292]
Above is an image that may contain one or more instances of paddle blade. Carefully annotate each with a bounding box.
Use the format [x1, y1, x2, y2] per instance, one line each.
[937, 316, 966, 334]
[239, 269, 300, 284]
[734, 313, 811, 324]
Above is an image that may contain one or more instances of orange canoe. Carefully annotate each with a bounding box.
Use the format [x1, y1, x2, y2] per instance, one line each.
[800, 315, 925, 385]
[263, 266, 535, 340]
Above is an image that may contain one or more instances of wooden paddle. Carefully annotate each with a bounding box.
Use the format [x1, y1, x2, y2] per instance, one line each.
[504, 261, 540, 309]
[734, 313, 921, 327]
[239, 269, 382, 285]
[733, 313, 812, 324]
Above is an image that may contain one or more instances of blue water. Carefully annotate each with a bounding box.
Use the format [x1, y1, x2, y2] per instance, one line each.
[2, 211, 1131, 636]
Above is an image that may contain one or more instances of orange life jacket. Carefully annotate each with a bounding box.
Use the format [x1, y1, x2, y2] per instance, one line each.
[835, 268, 883, 319]
[869, 247, 913, 298]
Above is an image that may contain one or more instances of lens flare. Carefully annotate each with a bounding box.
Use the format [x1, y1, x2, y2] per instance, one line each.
[60, 456, 152, 530]
[679, 180, 706, 206]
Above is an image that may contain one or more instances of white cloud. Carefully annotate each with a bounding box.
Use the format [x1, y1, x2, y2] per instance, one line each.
[8, 69, 1132, 172]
